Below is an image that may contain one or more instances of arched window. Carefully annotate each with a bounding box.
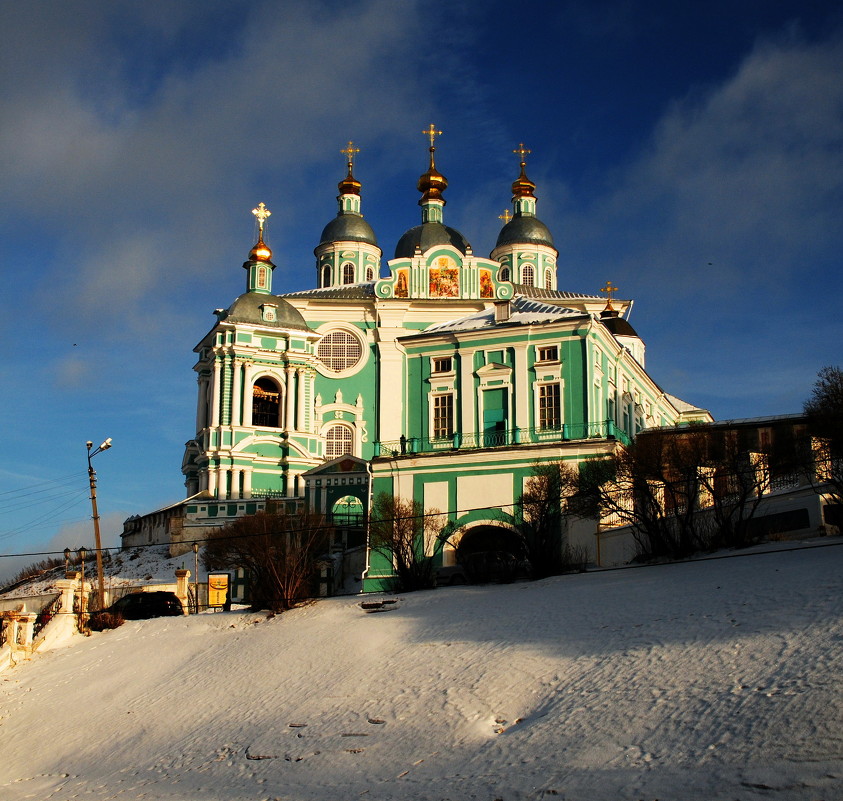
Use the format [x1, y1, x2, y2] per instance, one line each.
[544, 269, 553, 289]
[366, 266, 374, 281]
[325, 425, 353, 458]
[252, 377, 281, 427]
[342, 263, 355, 284]
[317, 331, 363, 372]
[522, 264, 534, 286]
[331, 494, 363, 524]
[500, 266, 510, 282]
[321, 265, 331, 287]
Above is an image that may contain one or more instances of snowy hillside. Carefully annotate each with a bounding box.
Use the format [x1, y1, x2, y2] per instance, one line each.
[1, 542, 842, 801]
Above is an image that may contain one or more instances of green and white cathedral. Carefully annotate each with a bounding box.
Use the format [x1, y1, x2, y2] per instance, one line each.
[123, 133, 712, 591]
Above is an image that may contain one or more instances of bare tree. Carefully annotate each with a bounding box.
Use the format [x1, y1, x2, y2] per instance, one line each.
[368, 493, 440, 592]
[203, 510, 332, 612]
[804, 365, 843, 510]
[581, 427, 772, 560]
[511, 462, 586, 578]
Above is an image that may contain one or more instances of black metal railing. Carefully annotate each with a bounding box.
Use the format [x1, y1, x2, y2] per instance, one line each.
[374, 420, 630, 457]
[33, 594, 62, 641]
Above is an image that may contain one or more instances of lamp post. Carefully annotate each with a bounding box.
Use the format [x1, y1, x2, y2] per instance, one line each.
[86, 438, 112, 610]
[63, 547, 72, 575]
[193, 542, 199, 614]
[78, 546, 88, 631]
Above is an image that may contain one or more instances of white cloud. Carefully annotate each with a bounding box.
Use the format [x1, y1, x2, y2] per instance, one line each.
[560, 28, 843, 302]
[0, 0, 432, 328]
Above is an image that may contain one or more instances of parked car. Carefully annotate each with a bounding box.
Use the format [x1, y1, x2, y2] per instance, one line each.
[103, 591, 184, 620]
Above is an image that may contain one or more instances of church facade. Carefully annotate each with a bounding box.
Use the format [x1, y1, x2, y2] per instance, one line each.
[125, 133, 712, 590]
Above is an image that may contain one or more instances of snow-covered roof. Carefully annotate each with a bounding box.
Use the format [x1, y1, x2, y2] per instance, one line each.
[417, 296, 586, 335]
[663, 392, 706, 413]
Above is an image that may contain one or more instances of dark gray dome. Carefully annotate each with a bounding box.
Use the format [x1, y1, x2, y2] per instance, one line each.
[319, 213, 377, 247]
[394, 222, 470, 259]
[600, 314, 639, 338]
[225, 292, 312, 331]
[495, 215, 554, 248]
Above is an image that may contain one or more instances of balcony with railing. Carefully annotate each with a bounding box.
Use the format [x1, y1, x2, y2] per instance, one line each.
[374, 420, 630, 457]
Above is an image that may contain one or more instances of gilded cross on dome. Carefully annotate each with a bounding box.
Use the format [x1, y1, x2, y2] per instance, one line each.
[251, 202, 271, 236]
[423, 124, 443, 148]
[600, 280, 619, 299]
[341, 141, 360, 169]
[513, 142, 531, 165]
[499, 209, 512, 224]
[600, 280, 619, 311]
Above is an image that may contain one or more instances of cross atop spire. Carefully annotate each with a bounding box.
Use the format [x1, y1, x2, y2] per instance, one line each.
[600, 280, 619, 300]
[423, 124, 443, 149]
[341, 141, 360, 171]
[252, 202, 271, 237]
[600, 280, 619, 312]
[498, 209, 512, 224]
[513, 142, 531, 167]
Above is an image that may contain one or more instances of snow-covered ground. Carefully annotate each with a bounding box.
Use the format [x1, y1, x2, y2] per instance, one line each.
[1, 542, 842, 801]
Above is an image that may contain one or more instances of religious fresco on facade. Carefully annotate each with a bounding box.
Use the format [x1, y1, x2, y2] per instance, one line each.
[480, 269, 493, 298]
[429, 256, 459, 297]
[395, 270, 408, 297]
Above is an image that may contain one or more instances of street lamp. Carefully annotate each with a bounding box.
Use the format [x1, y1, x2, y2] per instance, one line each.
[86, 438, 112, 610]
[193, 542, 199, 614]
[78, 546, 88, 631]
[63, 547, 72, 575]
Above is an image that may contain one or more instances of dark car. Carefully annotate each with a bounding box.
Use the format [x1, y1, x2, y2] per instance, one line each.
[107, 591, 184, 620]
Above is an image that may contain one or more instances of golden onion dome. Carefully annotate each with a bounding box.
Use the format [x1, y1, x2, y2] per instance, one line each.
[512, 163, 536, 199]
[338, 166, 361, 196]
[418, 148, 448, 202]
[249, 236, 272, 263]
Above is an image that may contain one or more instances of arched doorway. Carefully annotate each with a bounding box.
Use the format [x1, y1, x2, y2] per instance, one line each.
[453, 525, 526, 584]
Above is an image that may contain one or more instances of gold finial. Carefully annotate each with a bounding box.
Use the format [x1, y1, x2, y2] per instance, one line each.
[423, 124, 442, 149]
[341, 141, 360, 171]
[511, 143, 536, 199]
[499, 209, 512, 224]
[600, 280, 619, 311]
[251, 202, 271, 237]
[513, 142, 531, 166]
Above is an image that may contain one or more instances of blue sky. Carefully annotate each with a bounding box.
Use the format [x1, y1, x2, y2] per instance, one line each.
[1, 0, 841, 577]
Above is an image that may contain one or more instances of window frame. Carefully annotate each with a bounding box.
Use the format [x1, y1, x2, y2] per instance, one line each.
[432, 393, 455, 439]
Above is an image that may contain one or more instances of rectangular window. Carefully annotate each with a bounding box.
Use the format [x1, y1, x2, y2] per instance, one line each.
[537, 345, 558, 362]
[432, 357, 452, 373]
[433, 394, 454, 438]
[538, 383, 561, 429]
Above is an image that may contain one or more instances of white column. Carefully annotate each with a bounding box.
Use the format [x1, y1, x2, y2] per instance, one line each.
[195, 376, 206, 431]
[242, 363, 254, 427]
[378, 346, 405, 442]
[459, 349, 476, 437]
[231, 359, 242, 427]
[207, 468, 217, 498]
[296, 368, 306, 430]
[285, 366, 296, 431]
[514, 344, 530, 430]
[243, 468, 252, 499]
[210, 356, 222, 428]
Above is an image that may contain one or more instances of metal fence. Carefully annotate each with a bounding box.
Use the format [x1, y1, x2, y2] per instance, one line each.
[375, 420, 630, 457]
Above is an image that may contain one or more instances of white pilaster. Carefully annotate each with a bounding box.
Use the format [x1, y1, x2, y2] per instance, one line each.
[210, 356, 222, 428]
[231, 359, 242, 427]
[514, 344, 530, 430]
[285, 365, 296, 431]
[459, 349, 476, 437]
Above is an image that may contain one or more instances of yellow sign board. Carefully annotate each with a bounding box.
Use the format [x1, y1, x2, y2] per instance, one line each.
[208, 573, 230, 608]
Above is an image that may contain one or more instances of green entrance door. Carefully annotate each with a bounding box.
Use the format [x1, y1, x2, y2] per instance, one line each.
[482, 389, 508, 446]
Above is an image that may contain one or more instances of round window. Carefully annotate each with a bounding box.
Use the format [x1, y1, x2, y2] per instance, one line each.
[317, 331, 363, 373]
